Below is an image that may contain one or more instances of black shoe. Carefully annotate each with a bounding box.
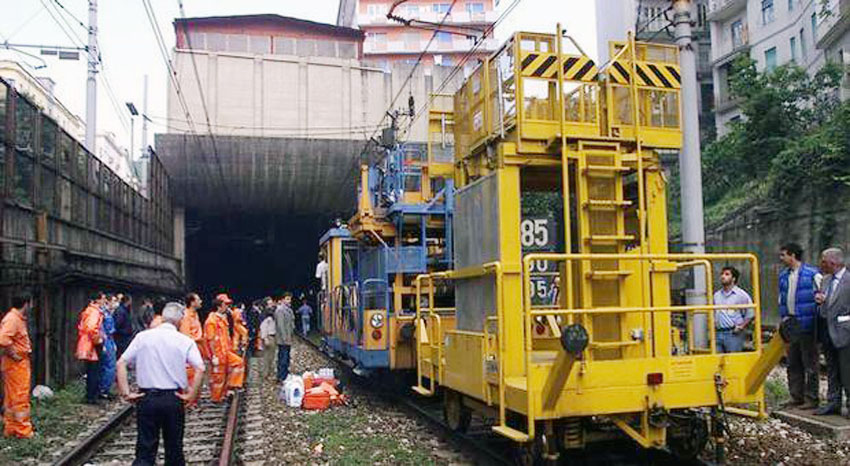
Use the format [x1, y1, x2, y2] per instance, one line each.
[814, 404, 841, 416]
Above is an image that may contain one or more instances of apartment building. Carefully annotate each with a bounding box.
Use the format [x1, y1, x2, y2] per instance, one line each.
[708, 0, 838, 134]
[337, 0, 497, 73]
[816, 0, 850, 98]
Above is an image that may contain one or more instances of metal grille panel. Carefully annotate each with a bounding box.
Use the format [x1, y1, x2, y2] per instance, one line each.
[454, 174, 499, 331]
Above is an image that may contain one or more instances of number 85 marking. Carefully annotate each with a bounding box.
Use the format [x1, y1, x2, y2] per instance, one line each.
[521, 219, 549, 248]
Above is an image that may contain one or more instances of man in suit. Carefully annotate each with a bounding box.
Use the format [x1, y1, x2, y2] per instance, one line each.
[816, 247, 850, 417]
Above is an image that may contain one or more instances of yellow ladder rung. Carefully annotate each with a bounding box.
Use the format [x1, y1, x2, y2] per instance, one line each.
[586, 234, 634, 243]
[583, 199, 632, 210]
[586, 270, 633, 279]
[584, 165, 630, 173]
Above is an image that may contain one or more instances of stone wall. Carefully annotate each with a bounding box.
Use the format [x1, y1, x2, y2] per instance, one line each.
[705, 193, 850, 326]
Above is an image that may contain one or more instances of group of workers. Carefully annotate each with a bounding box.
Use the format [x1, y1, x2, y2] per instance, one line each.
[775, 243, 850, 417]
[707, 242, 850, 417]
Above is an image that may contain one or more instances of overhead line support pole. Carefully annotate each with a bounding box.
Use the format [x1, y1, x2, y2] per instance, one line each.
[673, 0, 708, 348]
[85, 0, 98, 153]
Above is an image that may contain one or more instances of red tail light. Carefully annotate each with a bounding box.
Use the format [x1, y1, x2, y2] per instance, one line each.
[372, 329, 382, 340]
[647, 373, 664, 386]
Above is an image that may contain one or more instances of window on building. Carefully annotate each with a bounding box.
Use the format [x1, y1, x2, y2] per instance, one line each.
[812, 13, 818, 43]
[14, 151, 33, 205]
[187, 31, 206, 49]
[765, 47, 777, 71]
[404, 32, 420, 50]
[249, 36, 270, 55]
[406, 4, 419, 17]
[800, 28, 806, 58]
[227, 34, 248, 53]
[466, 2, 484, 13]
[433, 3, 452, 14]
[700, 83, 714, 113]
[761, 0, 775, 25]
[790, 36, 797, 62]
[788, 0, 794, 11]
[42, 118, 57, 164]
[731, 20, 744, 48]
[206, 33, 226, 52]
[436, 31, 452, 43]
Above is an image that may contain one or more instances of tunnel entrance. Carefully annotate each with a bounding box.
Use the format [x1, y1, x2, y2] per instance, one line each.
[185, 210, 334, 303]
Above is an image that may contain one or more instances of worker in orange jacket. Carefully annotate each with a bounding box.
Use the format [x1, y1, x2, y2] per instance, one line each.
[180, 293, 206, 407]
[77, 292, 105, 404]
[231, 304, 249, 353]
[0, 294, 34, 438]
[204, 294, 244, 402]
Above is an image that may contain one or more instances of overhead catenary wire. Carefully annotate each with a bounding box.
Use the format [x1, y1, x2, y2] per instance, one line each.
[141, 0, 233, 208]
[401, 0, 523, 137]
[177, 0, 238, 211]
[330, 0, 460, 213]
[36, 0, 132, 133]
[49, 0, 87, 32]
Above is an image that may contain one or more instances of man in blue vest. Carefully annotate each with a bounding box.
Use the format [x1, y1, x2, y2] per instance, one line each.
[778, 242, 823, 409]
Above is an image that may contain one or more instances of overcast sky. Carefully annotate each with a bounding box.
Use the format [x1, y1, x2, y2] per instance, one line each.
[0, 0, 596, 155]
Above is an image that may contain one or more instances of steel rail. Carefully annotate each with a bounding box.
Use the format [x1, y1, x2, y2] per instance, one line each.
[298, 335, 512, 466]
[52, 404, 134, 466]
[218, 356, 249, 466]
[299, 335, 715, 466]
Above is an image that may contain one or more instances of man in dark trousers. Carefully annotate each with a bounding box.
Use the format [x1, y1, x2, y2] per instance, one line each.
[778, 242, 822, 409]
[117, 302, 205, 466]
[274, 292, 295, 382]
[113, 294, 134, 358]
[816, 248, 850, 416]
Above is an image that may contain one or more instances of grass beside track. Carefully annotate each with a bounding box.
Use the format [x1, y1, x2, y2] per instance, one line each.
[304, 405, 436, 465]
[0, 381, 90, 463]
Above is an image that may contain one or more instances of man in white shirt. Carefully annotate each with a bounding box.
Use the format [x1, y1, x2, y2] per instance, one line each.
[117, 302, 205, 466]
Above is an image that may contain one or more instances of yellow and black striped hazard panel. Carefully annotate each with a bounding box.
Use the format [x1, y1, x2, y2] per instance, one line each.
[520, 53, 598, 82]
[609, 60, 681, 89]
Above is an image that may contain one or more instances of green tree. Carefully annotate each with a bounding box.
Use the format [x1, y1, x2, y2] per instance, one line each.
[700, 57, 844, 213]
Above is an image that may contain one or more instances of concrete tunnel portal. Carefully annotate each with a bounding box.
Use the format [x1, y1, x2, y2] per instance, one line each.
[156, 133, 360, 302]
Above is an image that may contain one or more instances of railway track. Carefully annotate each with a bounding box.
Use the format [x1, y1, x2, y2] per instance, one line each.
[298, 336, 715, 466]
[52, 359, 257, 466]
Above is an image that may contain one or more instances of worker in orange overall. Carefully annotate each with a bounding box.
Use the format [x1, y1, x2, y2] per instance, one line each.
[231, 304, 249, 354]
[204, 294, 244, 402]
[0, 294, 34, 438]
[77, 292, 105, 405]
[180, 293, 207, 407]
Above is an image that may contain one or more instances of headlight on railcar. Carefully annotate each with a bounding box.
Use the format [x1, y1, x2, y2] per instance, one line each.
[370, 313, 384, 329]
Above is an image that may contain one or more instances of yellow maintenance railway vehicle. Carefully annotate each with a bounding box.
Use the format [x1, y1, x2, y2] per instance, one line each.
[318, 95, 457, 372]
[412, 28, 789, 463]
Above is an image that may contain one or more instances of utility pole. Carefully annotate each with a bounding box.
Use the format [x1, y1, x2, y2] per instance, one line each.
[85, 0, 98, 153]
[673, 0, 708, 348]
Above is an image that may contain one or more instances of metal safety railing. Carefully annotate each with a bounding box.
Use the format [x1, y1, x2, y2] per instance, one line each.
[518, 252, 761, 440]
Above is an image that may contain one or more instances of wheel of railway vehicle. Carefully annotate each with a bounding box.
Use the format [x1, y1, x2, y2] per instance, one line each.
[512, 432, 558, 466]
[443, 389, 472, 433]
[667, 411, 709, 461]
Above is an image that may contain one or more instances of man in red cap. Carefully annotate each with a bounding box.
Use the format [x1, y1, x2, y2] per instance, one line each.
[203, 294, 244, 402]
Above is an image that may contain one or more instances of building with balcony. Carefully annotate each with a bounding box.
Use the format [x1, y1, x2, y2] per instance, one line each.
[816, 0, 850, 98]
[336, 0, 497, 73]
[708, 0, 828, 134]
[595, 0, 716, 139]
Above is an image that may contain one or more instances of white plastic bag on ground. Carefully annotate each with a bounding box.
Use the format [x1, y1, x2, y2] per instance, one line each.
[32, 385, 54, 400]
